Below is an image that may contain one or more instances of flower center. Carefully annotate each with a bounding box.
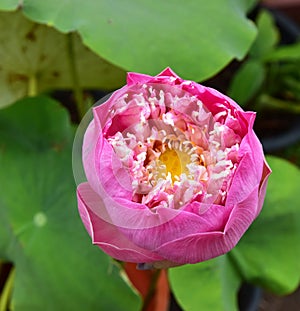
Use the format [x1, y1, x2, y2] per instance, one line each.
[158, 147, 190, 183]
[105, 84, 241, 209]
[158, 148, 181, 182]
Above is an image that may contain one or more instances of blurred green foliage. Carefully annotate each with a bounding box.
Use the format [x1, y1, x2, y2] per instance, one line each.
[229, 9, 300, 114]
[0, 1, 299, 311]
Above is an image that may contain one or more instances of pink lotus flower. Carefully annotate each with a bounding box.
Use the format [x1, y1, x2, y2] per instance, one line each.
[76, 68, 271, 268]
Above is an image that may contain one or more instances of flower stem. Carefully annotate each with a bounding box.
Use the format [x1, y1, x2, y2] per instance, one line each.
[141, 269, 161, 311]
[67, 32, 85, 119]
[28, 74, 38, 97]
[0, 266, 15, 311]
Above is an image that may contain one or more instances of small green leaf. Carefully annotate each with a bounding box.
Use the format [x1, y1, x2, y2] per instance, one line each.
[0, 97, 140, 311]
[250, 10, 279, 59]
[264, 42, 300, 62]
[228, 60, 265, 106]
[230, 156, 300, 295]
[169, 256, 241, 311]
[1, 0, 257, 81]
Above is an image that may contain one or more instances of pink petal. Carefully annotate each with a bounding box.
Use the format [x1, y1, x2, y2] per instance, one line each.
[93, 86, 129, 127]
[77, 183, 164, 263]
[257, 159, 272, 216]
[126, 72, 152, 86]
[126, 67, 181, 86]
[153, 187, 259, 264]
[105, 100, 149, 137]
[122, 202, 233, 251]
[82, 118, 132, 200]
[226, 129, 264, 209]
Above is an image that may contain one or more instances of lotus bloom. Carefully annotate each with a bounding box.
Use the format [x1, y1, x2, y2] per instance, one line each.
[76, 68, 271, 269]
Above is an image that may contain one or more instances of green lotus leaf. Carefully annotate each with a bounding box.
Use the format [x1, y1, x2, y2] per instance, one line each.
[0, 96, 140, 311]
[0, 11, 126, 108]
[0, 0, 257, 81]
[169, 256, 241, 311]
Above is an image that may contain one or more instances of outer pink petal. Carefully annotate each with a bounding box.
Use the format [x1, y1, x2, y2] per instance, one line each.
[226, 125, 265, 210]
[77, 182, 164, 263]
[82, 116, 132, 200]
[257, 159, 272, 215]
[153, 187, 259, 264]
[126, 67, 181, 86]
[127, 72, 153, 86]
[121, 202, 232, 251]
[77, 182, 234, 254]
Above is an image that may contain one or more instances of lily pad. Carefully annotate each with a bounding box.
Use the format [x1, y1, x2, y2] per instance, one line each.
[0, 11, 126, 108]
[169, 256, 241, 311]
[230, 156, 300, 295]
[0, 96, 140, 311]
[1, 0, 257, 81]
